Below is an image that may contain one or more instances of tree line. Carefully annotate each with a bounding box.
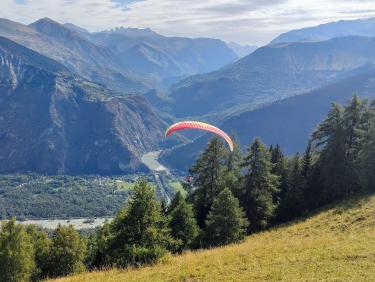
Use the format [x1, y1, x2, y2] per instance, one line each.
[1, 96, 374, 281]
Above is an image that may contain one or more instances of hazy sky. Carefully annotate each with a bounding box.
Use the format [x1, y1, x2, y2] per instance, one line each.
[2, 0, 375, 45]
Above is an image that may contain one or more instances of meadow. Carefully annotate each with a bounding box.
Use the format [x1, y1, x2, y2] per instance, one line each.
[50, 193, 375, 282]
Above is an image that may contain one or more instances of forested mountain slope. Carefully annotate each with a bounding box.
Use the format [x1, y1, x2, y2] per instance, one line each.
[0, 36, 181, 174]
[162, 67, 375, 171]
[168, 36, 375, 120]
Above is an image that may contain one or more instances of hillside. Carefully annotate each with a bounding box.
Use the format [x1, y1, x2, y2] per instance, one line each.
[167, 35, 375, 121]
[51, 193, 375, 281]
[0, 36, 181, 174]
[162, 67, 375, 171]
[270, 17, 375, 44]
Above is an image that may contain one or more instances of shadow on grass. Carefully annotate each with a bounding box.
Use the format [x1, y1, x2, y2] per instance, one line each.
[265, 191, 375, 233]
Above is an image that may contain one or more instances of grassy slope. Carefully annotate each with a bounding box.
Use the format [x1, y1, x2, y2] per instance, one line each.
[51, 194, 375, 282]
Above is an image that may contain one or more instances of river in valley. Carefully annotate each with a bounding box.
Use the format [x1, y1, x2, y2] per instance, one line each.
[141, 150, 169, 173]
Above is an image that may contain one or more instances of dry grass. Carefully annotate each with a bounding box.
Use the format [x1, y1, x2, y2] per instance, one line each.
[50, 194, 375, 282]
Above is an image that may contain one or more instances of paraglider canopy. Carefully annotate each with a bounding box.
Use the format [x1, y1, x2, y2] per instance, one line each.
[165, 121, 234, 152]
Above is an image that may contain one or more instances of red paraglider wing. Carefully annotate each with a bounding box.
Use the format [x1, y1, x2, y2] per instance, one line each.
[165, 121, 234, 152]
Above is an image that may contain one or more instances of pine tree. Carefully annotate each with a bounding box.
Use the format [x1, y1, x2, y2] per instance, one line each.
[269, 144, 289, 208]
[47, 225, 87, 278]
[26, 225, 51, 281]
[85, 220, 112, 269]
[0, 219, 35, 282]
[160, 198, 169, 215]
[276, 154, 306, 221]
[301, 141, 316, 210]
[224, 139, 243, 198]
[313, 98, 366, 204]
[168, 191, 185, 215]
[204, 188, 248, 247]
[107, 179, 175, 266]
[169, 198, 199, 252]
[301, 141, 313, 180]
[359, 100, 375, 192]
[241, 138, 280, 232]
[312, 103, 347, 204]
[342, 96, 365, 194]
[188, 137, 228, 227]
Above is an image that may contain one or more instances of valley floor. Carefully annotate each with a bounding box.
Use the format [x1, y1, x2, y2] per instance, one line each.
[50, 194, 375, 282]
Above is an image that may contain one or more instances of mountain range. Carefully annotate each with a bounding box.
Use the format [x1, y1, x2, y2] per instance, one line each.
[161, 17, 375, 170]
[0, 18, 146, 94]
[0, 36, 181, 174]
[2, 16, 375, 174]
[87, 27, 237, 89]
[270, 17, 375, 44]
[166, 35, 375, 122]
[0, 17, 237, 93]
[162, 67, 375, 171]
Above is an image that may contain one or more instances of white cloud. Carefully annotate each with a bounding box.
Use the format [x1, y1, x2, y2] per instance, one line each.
[2, 0, 375, 45]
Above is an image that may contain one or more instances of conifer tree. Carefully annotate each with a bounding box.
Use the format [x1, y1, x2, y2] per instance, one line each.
[107, 180, 175, 266]
[85, 220, 112, 269]
[241, 138, 279, 232]
[26, 225, 51, 281]
[313, 98, 367, 203]
[301, 141, 316, 210]
[204, 188, 248, 247]
[312, 103, 347, 204]
[342, 96, 365, 194]
[188, 137, 228, 227]
[301, 141, 313, 180]
[47, 225, 87, 278]
[276, 154, 306, 221]
[0, 219, 35, 282]
[160, 198, 169, 215]
[269, 144, 289, 207]
[168, 191, 185, 215]
[224, 139, 243, 198]
[359, 100, 375, 192]
[169, 198, 199, 252]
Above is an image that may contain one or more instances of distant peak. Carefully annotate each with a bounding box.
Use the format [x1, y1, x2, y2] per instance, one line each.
[29, 17, 83, 38]
[32, 17, 61, 25]
[99, 26, 159, 37]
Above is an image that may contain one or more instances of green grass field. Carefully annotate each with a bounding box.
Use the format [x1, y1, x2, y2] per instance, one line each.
[50, 193, 375, 282]
[115, 181, 137, 191]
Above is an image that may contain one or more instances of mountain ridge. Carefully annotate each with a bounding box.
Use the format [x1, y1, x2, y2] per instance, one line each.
[162, 66, 375, 171]
[167, 35, 375, 121]
[270, 17, 375, 44]
[0, 36, 181, 174]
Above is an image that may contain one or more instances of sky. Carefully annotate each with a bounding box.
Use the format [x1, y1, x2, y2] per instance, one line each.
[2, 0, 375, 45]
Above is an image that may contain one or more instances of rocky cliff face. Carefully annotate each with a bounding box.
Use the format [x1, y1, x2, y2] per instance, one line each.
[0, 36, 179, 174]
